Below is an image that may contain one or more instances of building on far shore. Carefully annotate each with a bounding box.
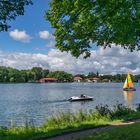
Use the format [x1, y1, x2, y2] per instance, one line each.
[102, 79, 111, 83]
[74, 76, 83, 82]
[38, 77, 58, 83]
[86, 77, 100, 83]
[92, 77, 100, 83]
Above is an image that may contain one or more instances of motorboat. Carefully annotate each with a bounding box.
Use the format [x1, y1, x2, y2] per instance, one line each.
[69, 94, 93, 101]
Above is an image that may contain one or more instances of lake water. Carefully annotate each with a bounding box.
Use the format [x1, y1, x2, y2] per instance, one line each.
[0, 83, 140, 127]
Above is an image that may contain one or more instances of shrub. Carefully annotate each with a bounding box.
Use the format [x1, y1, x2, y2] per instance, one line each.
[111, 104, 134, 118]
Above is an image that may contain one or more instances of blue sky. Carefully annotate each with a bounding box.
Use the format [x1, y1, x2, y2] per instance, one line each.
[0, 0, 139, 74]
[0, 0, 52, 54]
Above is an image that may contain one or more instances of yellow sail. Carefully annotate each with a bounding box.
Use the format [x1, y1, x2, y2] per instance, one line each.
[123, 78, 128, 89]
[123, 72, 134, 89]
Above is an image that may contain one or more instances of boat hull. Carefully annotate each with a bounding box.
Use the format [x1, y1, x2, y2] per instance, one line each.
[69, 95, 93, 102]
[123, 88, 136, 91]
[69, 98, 93, 102]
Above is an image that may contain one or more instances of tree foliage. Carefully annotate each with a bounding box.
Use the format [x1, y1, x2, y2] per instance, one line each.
[0, 66, 139, 83]
[0, 0, 32, 31]
[46, 0, 140, 58]
[47, 71, 73, 82]
[0, 66, 74, 83]
[0, 66, 50, 83]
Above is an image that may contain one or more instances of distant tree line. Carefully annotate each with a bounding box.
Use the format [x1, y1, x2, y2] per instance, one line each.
[0, 66, 49, 83]
[0, 66, 73, 83]
[48, 71, 73, 82]
[100, 74, 140, 82]
[0, 66, 140, 83]
[74, 72, 140, 83]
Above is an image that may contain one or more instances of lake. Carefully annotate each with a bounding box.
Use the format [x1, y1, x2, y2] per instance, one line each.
[0, 83, 140, 127]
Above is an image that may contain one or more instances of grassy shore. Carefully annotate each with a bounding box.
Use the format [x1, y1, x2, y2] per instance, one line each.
[1, 104, 140, 140]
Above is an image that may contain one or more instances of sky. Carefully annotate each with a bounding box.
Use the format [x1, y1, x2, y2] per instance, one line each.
[0, 0, 140, 75]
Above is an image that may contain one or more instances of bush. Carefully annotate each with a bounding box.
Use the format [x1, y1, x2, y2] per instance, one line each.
[136, 103, 140, 112]
[111, 104, 134, 118]
[95, 104, 112, 118]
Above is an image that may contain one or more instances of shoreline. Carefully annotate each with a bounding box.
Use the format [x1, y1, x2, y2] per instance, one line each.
[0, 104, 140, 140]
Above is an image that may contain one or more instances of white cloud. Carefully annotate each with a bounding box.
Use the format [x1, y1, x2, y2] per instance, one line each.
[39, 30, 56, 48]
[39, 31, 55, 40]
[9, 29, 32, 43]
[0, 45, 140, 74]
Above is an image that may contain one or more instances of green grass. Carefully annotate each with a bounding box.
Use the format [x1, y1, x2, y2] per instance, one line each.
[79, 122, 140, 140]
[0, 104, 140, 140]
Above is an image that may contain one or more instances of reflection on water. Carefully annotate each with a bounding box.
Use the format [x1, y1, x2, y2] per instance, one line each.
[123, 91, 133, 108]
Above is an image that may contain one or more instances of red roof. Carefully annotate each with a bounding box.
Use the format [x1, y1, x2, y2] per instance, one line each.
[42, 77, 58, 81]
[74, 77, 83, 80]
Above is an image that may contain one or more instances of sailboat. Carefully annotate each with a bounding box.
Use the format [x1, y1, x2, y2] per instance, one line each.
[123, 72, 136, 91]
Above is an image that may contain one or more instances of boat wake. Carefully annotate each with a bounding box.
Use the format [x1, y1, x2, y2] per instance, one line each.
[47, 99, 68, 103]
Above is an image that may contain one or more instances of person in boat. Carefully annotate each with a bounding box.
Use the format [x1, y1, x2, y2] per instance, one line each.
[81, 94, 85, 98]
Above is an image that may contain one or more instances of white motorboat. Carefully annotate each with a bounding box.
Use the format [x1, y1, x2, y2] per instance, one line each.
[69, 94, 93, 101]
